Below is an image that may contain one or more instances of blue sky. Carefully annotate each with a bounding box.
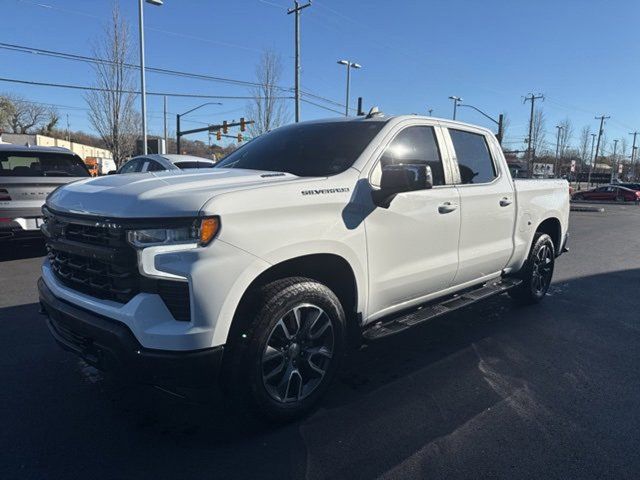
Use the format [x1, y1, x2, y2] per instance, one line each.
[1, 0, 639, 153]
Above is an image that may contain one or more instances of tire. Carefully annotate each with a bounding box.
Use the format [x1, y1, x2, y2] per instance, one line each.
[616, 195, 624, 202]
[224, 277, 346, 422]
[509, 233, 555, 305]
[572, 194, 583, 201]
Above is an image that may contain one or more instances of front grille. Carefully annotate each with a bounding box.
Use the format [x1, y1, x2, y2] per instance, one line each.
[46, 216, 139, 303]
[44, 209, 191, 321]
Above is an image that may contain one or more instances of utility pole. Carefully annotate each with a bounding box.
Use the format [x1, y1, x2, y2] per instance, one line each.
[588, 133, 597, 186]
[287, 0, 312, 123]
[555, 124, 563, 178]
[428, 108, 433, 116]
[630, 131, 638, 180]
[589, 115, 609, 185]
[611, 139, 619, 183]
[448, 96, 462, 120]
[163, 95, 168, 154]
[524, 93, 544, 176]
[66, 114, 70, 142]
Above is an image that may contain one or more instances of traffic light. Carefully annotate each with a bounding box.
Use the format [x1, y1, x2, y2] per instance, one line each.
[216, 130, 221, 141]
[240, 117, 246, 132]
[237, 133, 243, 143]
[222, 120, 228, 134]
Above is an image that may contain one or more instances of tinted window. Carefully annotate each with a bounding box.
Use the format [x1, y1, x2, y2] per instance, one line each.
[450, 129, 497, 184]
[0, 152, 89, 177]
[380, 126, 445, 186]
[175, 161, 216, 169]
[146, 161, 165, 172]
[119, 159, 141, 173]
[216, 121, 385, 177]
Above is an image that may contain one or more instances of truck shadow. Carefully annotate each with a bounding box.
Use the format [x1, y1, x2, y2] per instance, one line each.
[3, 268, 639, 479]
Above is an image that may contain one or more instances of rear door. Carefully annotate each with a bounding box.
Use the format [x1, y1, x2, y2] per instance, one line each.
[445, 127, 516, 285]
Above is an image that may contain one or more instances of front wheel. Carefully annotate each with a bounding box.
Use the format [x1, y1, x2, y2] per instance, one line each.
[226, 277, 346, 422]
[509, 233, 555, 304]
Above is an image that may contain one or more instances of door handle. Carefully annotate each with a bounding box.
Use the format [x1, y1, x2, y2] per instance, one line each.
[438, 202, 458, 214]
[499, 198, 512, 207]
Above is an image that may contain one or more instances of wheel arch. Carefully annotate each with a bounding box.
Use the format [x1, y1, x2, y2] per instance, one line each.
[225, 253, 362, 348]
[535, 216, 562, 253]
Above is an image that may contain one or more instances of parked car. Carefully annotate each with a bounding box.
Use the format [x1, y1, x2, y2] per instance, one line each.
[0, 144, 90, 241]
[116, 154, 216, 173]
[572, 184, 640, 202]
[38, 114, 570, 421]
[617, 182, 640, 192]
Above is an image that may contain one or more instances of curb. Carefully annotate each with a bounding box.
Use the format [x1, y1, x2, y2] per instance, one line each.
[570, 205, 605, 213]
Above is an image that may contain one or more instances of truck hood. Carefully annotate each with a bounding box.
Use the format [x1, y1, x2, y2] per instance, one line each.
[46, 168, 300, 218]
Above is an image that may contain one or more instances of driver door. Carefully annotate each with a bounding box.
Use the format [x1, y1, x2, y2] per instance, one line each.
[365, 124, 461, 319]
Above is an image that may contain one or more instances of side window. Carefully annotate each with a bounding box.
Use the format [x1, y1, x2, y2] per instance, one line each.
[146, 161, 164, 172]
[374, 126, 445, 186]
[119, 159, 140, 173]
[449, 129, 497, 184]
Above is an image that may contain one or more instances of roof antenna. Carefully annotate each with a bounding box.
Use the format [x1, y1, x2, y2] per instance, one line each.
[366, 106, 383, 119]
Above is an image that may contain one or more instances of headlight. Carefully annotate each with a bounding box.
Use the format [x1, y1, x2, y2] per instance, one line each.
[127, 217, 219, 248]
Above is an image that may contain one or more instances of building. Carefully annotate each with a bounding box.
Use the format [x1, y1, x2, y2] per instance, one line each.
[0, 132, 112, 160]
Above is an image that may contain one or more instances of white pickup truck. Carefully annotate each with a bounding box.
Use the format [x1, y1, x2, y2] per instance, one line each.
[39, 113, 569, 420]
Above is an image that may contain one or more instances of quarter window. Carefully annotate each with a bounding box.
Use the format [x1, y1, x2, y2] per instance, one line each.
[449, 129, 497, 184]
[375, 126, 445, 186]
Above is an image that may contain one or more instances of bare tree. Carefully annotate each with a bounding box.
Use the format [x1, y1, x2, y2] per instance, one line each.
[558, 117, 573, 158]
[531, 108, 546, 157]
[578, 125, 592, 166]
[247, 50, 289, 137]
[85, 3, 138, 166]
[0, 94, 54, 134]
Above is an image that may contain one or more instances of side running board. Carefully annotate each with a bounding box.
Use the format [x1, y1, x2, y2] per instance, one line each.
[362, 277, 522, 341]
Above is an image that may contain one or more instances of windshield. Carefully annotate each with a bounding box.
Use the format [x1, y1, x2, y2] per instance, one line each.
[0, 152, 90, 177]
[216, 121, 385, 176]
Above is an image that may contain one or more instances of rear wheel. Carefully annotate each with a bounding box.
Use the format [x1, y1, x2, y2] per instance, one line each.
[225, 277, 346, 422]
[509, 233, 555, 304]
[616, 194, 624, 202]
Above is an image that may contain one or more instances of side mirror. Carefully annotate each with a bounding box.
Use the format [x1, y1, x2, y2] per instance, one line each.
[372, 163, 432, 208]
[107, 170, 118, 175]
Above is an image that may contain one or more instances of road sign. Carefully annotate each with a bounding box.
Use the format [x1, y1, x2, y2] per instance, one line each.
[619, 163, 624, 174]
[570, 160, 576, 173]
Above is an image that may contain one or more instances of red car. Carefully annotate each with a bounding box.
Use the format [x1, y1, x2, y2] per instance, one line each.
[572, 185, 640, 202]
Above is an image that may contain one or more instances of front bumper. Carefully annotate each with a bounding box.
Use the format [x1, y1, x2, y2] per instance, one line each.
[38, 277, 224, 389]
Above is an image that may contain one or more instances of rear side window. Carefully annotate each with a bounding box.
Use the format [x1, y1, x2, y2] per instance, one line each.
[0, 152, 89, 177]
[449, 129, 497, 184]
[378, 126, 445, 186]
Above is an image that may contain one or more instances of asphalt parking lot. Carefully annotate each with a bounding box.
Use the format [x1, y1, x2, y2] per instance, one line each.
[1, 203, 640, 480]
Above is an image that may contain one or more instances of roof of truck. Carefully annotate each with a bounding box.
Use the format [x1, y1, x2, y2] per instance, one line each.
[0, 143, 77, 155]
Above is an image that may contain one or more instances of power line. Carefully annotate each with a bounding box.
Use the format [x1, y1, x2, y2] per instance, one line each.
[0, 42, 346, 109]
[0, 76, 292, 100]
[300, 98, 343, 115]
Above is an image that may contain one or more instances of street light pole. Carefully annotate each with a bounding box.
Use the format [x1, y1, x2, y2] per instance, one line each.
[448, 96, 462, 120]
[555, 125, 563, 178]
[138, 0, 163, 155]
[457, 103, 505, 145]
[337, 60, 361, 117]
[176, 101, 223, 154]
